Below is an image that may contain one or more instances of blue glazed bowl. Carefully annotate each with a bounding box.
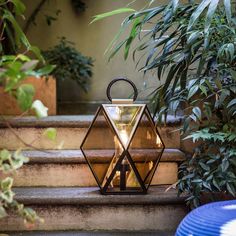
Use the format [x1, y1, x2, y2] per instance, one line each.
[176, 200, 236, 236]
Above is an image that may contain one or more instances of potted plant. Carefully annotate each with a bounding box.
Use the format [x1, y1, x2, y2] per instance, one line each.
[92, 0, 236, 208]
[0, 0, 54, 225]
[42, 37, 94, 109]
[0, 0, 56, 116]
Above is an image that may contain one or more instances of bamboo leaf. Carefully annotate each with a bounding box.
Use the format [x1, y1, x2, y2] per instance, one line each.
[91, 8, 136, 24]
[192, 107, 201, 121]
[188, 0, 211, 30]
[172, 0, 179, 13]
[227, 99, 236, 108]
[124, 18, 140, 60]
[205, 0, 219, 33]
[188, 85, 198, 100]
[224, 0, 232, 24]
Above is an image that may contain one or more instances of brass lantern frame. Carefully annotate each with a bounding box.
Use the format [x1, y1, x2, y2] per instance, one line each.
[80, 78, 165, 195]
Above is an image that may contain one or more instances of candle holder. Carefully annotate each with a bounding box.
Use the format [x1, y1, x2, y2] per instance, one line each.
[80, 78, 165, 194]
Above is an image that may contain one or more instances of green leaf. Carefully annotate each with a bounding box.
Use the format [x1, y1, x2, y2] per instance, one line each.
[124, 18, 140, 60]
[35, 64, 55, 77]
[204, 0, 219, 32]
[0, 206, 7, 219]
[3, 10, 30, 49]
[16, 54, 31, 62]
[43, 128, 57, 141]
[16, 84, 35, 111]
[187, 85, 198, 100]
[221, 158, 229, 172]
[199, 85, 207, 96]
[13, 150, 29, 168]
[192, 107, 201, 121]
[1, 177, 13, 191]
[172, 0, 179, 13]
[224, 0, 232, 24]
[0, 149, 11, 161]
[227, 99, 236, 108]
[0, 190, 14, 203]
[91, 8, 136, 23]
[199, 162, 210, 171]
[29, 46, 45, 62]
[188, 0, 211, 30]
[10, 0, 26, 15]
[230, 69, 236, 80]
[227, 183, 235, 196]
[213, 178, 221, 191]
[31, 100, 48, 118]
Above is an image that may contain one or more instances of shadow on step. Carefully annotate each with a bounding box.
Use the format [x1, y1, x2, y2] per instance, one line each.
[6, 230, 175, 236]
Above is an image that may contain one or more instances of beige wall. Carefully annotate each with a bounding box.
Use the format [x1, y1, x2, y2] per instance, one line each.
[23, 0, 163, 103]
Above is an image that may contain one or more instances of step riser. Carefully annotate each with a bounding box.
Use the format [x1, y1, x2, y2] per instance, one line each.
[0, 127, 180, 150]
[1, 204, 187, 231]
[5, 162, 177, 187]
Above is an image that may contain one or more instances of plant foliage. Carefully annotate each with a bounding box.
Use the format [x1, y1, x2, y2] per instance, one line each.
[94, 0, 236, 207]
[43, 37, 94, 92]
[0, 0, 54, 224]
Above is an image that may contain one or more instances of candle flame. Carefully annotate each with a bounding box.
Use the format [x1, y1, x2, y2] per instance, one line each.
[120, 129, 129, 146]
[156, 136, 162, 147]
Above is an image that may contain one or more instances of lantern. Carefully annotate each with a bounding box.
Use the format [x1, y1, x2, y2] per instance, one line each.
[81, 78, 165, 194]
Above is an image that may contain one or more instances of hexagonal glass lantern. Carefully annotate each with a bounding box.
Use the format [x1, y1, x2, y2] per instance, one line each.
[80, 78, 165, 194]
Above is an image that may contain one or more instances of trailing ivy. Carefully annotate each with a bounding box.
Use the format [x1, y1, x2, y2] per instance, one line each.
[0, 0, 54, 223]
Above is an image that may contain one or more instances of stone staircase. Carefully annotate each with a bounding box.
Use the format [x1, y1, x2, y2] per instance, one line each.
[0, 115, 188, 235]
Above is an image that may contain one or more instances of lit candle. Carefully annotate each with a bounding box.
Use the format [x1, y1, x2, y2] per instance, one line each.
[119, 129, 128, 147]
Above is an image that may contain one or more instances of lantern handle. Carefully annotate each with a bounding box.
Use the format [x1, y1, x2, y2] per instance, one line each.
[106, 77, 138, 102]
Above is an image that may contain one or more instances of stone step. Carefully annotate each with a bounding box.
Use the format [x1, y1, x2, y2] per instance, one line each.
[0, 186, 187, 232]
[7, 230, 175, 236]
[0, 116, 181, 150]
[5, 149, 185, 187]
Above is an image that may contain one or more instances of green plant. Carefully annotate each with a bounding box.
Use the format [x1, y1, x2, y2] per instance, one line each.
[0, 149, 43, 225]
[43, 37, 94, 92]
[0, 0, 54, 225]
[93, 0, 236, 208]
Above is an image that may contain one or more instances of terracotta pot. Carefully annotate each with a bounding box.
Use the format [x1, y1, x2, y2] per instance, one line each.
[0, 76, 56, 115]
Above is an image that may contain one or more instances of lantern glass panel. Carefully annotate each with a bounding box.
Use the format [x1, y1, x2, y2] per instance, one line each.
[128, 109, 164, 188]
[103, 105, 143, 148]
[81, 108, 119, 187]
[105, 155, 143, 193]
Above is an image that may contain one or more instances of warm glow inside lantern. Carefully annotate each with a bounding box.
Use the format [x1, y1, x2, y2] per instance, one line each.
[80, 78, 165, 194]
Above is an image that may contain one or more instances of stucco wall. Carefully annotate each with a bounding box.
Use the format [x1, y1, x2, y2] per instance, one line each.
[23, 0, 164, 103]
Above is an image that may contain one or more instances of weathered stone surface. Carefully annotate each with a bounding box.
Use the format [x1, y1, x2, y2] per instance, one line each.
[20, 149, 185, 164]
[1, 149, 182, 187]
[0, 127, 180, 150]
[8, 230, 175, 236]
[8, 162, 178, 187]
[0, 186, 187, 232]
[1, 204, 186, 231]
[0, 204, 186, 231]
[13, 186, 185, 205]
[0, 115, 182, 128]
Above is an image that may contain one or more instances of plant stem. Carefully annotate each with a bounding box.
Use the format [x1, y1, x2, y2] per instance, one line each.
[0, 115, 51, 153]
[23, 0, 47, 34]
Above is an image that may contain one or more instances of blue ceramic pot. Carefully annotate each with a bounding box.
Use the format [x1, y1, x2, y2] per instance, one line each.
[176, 200, 236, 236]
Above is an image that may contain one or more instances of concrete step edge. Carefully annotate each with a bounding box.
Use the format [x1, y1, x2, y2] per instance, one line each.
[21, 149, 185, 164]
[13, 186, 186, 206]
[7, 230, 175, 236]
[0, 115, 183, 128]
